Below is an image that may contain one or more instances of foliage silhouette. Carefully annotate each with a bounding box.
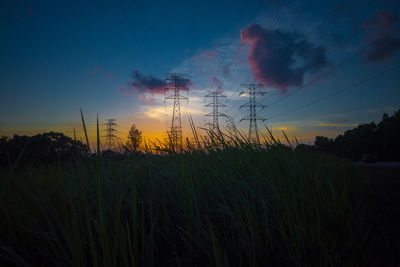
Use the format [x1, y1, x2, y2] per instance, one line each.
[313, 108, 400, 161]
[125, 124, 142, 153]
[0, 132, 88, 168]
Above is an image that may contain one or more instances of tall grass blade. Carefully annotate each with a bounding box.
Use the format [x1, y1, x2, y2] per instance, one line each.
[96, 113, 101, 155]
[80, 108, 91, 153]
[188, 113, 200, 148]
[73, 128, 77, 142]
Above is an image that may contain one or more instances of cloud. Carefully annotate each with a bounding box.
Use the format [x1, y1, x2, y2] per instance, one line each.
[125, 70, 194, 103]
[140, 106, 170, 121]
[140, 104, 203, 121]
[211, 76, 223, 89]
[366, 37, 400, 62]
[312, 123, 358, 127]
[170, 35, 251, 115]
[362, 10, 400, 62]
[191, 50, 217, 67]
[240, 23, 328, 94]
[127, 70, 167, 95]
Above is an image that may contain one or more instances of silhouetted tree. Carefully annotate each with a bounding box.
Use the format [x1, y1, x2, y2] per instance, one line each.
[294, 144, 314, 152]
[0, 132, 87, 168]
[312, 108, 400, 161]
[376, 110, 400, 160]
[314, 136, 335, 153]
[125, 124, 142, 153]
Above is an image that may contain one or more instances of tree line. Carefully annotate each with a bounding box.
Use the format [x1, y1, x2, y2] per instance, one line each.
[0, 132, 88, 168]
[1, 109, 399, 167]
[310, 108, 400, 161]
[0, 124, 143, 168]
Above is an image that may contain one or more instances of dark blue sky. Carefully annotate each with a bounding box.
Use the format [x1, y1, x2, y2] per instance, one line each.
[1, 0, 400, 142]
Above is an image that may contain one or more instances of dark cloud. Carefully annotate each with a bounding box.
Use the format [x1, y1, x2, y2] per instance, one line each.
[366, 36, 400, 62]
[362, 10, 400, 62]
[125, 70, 193, 103]
[126, 70, 167, 95]
[240, 24, 328, 94]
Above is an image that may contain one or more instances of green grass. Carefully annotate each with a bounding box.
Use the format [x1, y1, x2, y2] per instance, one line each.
[0, 125, 396, 266]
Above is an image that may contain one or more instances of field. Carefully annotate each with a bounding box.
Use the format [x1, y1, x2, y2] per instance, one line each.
[0, 134, 399, 266]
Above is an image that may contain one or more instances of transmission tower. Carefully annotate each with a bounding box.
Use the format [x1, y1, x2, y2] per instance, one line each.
[164, 73, 189, 149]
[239, 84, 266, 142]
[103, 119, 118, 150]
[204, 84, 226, 132]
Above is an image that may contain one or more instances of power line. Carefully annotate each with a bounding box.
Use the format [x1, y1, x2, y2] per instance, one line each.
[284, 0, 314, 30]
[263, 0, 373, 102]
[267, 63, 400, 121]
[313, 0, 371, 44]
[230, 0, 293, 89]
[230, 0, 364, 96]
[269, 0, 292, 30]
[301, 0, 347, 37]
[265, 37, 376, 110]
[265, 0, 373, 106]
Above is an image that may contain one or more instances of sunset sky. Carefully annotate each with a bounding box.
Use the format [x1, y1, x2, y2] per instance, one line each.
[1, 0, 400, 146]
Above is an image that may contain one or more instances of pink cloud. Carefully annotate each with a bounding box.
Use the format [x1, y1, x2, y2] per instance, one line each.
[139, 93, 156, 104]
[241, 24, 327, 94]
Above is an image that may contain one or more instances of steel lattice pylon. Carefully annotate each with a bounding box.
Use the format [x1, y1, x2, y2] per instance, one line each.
[204, 84, 226, 132]
[239, 84, 266, 143]
[164, 73, 189, 149]
[103, 118, 118, 150]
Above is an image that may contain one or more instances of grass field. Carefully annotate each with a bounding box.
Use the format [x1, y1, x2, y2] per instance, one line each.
[0, 131, 399, 266]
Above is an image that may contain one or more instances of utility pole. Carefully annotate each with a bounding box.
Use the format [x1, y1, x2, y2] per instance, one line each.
[239, 84, 266, 142]
[103, 118, 118, 150]
[204, 83, 226, 132]
[164, 73, 189, 149]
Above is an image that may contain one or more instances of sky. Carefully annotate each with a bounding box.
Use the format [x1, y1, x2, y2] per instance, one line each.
[1, 0, 400, 147]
